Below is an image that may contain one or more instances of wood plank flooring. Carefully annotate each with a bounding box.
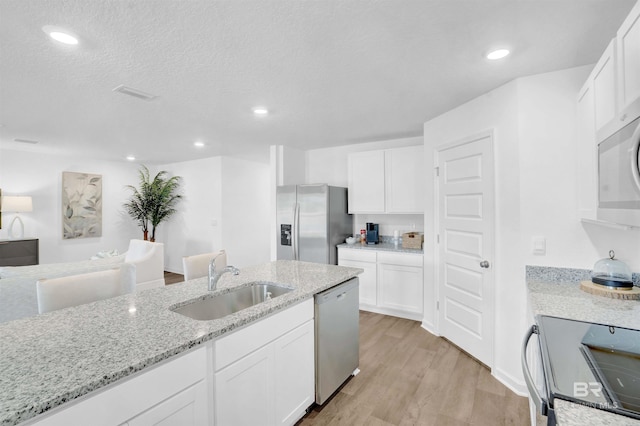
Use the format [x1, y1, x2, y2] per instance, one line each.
[298, 311, 529, 426]
[164, 271, 184, 285]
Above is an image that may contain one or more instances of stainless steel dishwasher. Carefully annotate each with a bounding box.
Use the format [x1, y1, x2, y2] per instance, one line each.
[314, 277, 360, 405]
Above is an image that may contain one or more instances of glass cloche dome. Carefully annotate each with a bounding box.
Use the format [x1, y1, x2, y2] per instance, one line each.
[591, 250, 633, 289]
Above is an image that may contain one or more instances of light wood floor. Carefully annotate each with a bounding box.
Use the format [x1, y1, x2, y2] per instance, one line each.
[298, 311, 529, 426]
[164, 271, 184, 285]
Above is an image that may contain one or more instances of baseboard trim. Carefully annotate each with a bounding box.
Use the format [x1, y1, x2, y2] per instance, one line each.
[493, 367, 527, 397]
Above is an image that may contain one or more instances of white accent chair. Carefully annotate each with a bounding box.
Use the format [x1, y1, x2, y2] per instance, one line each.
[124, 240, 166, 290]
[182, 250, 227, 281]
[36, 263, 136, 314]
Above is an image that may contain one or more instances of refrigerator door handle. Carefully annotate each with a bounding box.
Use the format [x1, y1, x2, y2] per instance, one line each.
[292, 203, 299, 260]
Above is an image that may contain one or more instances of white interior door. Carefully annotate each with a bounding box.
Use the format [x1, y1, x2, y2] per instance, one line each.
[436, 132, 495, 367]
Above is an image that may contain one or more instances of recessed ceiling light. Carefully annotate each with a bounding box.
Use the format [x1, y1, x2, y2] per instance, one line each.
[253, 107, 269, 116]
[126, 155, 136, 161]
[42, 26, 79, 45]
[194, 141, 205, 148]
[486, 49, 510, 60]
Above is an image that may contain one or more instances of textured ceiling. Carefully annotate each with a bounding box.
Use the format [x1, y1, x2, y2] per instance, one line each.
[0, 0, 636, 164]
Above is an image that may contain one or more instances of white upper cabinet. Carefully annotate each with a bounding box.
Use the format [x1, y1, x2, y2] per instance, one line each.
[616, 0, 640, 124]
[348, 150, 386, 213]
[348, 145, 424, 214]
[590, 2, 640, 142]
[385, 146, 425, 213]
[593, 39, 618, 140]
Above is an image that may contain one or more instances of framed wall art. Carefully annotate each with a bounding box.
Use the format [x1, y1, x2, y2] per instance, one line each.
[62, 172, 102, 239]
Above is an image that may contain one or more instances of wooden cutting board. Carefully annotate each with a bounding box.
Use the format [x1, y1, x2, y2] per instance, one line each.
[580, 280, 640, 300]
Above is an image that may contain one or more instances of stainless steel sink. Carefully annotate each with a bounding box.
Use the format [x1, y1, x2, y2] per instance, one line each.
[171, 281, 293, 321]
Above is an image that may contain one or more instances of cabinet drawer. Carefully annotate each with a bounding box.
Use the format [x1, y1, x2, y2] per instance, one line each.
[214, 299, 314, 371]
[377, 252, 423, 268]
[338, 248, 377, 263]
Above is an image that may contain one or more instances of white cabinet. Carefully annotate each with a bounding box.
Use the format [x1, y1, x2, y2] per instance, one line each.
[213, 299, 315, 426]
[337, 248, 377, 306]
[348, 146, 424, 214]
[338, 247, 423, 320]
[593, 39, 618, 140]
[347, 150, 385, 213]
[29, 347, 209, 426]
[588, 2, 640, 142]
[576, 80, 598, 221]
[377, 252, 423, 317]
[385, 146, 425, 213]
[215, 344, 274, 426]
[616, 0, 640, 126]
[127, 381, 208, 426]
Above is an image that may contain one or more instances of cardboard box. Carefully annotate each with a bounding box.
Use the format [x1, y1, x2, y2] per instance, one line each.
[402, 232, 423, 249]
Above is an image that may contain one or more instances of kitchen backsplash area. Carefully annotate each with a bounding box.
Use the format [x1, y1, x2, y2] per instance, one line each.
[352, 213, 424, 238]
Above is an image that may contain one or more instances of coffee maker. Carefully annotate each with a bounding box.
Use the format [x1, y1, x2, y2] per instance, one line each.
[366, 223, 379, 245]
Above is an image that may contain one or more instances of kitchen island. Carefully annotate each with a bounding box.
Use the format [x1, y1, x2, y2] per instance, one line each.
[526, 266, 640, 426]
[0, 260, 362, 426]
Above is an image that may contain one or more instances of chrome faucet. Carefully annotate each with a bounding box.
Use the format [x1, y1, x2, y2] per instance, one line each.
[208, 261, 240, 291]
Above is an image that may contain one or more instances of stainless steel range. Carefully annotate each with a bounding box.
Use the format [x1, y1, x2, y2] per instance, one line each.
[523, 315, 640, 425]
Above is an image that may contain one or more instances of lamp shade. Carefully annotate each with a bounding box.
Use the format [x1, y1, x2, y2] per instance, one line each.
[2, 196, 33, 213]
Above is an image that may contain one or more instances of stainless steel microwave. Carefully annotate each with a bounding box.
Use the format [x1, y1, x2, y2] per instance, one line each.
[597, 116, 640, 227]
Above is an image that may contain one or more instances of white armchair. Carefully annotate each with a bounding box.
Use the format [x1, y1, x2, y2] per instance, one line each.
[182, 250, 227, 281]
[124, 240, 166, 290]
[36, 263, 136, 314]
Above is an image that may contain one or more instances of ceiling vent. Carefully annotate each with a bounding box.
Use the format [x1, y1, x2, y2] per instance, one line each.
[14, 138, 39, 144]
[112, 85, 158, 101]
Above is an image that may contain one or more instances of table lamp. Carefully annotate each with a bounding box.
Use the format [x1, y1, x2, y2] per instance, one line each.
[2, 195, 33, 239]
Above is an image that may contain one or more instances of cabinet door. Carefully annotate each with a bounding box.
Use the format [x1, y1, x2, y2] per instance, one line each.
[576, 80, 598, 220]
[338, 258, 377, 307]
[385, 146, 425, 213]
[127, 381, 208, 426]
[593, 39, 618, 141]
[377, 263, 423, 317]
[617, 0, 640, 124]
[347, 150, 385, 213]
[215, 345, 275, 426]
[274, 320, 315, 426]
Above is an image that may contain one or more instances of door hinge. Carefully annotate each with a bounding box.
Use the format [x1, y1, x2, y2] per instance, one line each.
[437, 301, 440, 310]
[435, 167, 439, 177]
[436, 234, 440, 243]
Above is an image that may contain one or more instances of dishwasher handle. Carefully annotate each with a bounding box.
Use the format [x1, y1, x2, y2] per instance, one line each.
[522, 325, 549, 417]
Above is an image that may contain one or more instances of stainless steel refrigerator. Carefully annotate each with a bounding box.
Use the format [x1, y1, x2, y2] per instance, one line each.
[276, 184, 352, 265]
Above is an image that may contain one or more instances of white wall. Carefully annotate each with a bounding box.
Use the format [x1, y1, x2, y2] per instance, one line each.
[518, 67, 640, 271]
[0, 149, 140, 262]
[306, 137, 424, 237]
[423, 78, 522, 393]
[220, 156, 271, 268]
[423, 64, 640, 396]
[156, 157, 223, 273]
[159, 156, 271, 272]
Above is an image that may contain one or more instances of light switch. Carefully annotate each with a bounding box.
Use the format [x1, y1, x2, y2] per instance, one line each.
[531, 236, 546, 255]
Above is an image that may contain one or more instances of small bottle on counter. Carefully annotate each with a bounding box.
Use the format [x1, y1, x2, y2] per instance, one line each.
[360, 229, 366, 245]
[393, 230, 399, 247]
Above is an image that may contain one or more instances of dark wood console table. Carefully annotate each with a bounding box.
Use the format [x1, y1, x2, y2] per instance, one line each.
[0, 238, 39, 266]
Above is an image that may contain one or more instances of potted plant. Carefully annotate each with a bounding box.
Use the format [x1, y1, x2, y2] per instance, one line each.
[124, 166, 182, 241]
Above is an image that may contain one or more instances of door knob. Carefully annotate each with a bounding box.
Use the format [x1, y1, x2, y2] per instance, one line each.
[480, 260, 490, 268]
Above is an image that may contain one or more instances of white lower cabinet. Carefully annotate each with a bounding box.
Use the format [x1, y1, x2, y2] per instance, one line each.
[337, 249, 377, 306]
[28, 347, 209, 426]
[338, 247, 423, 320]
[377, 253, 423, 317]
[213, 299, 315, 426]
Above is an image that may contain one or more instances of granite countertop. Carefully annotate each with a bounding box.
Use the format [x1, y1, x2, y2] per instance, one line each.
[526, 266, 640, 425]
[337, 242, 423, 254]
[0, 260, 363, 426]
